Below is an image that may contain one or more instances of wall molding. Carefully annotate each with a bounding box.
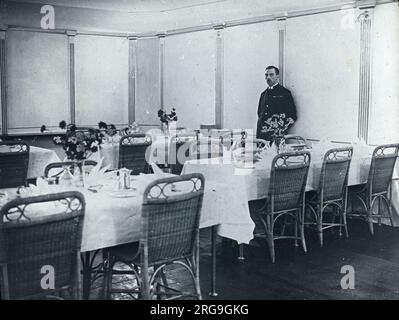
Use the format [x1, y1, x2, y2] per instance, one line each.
[67, 31, 76, 124]
[157, 33, 166, 111]
[357, 7, 374, 142]
[214, 26, 224, 129]
[128, 36, 137, 123]
[0, 30, 7, 135]
[277, 17, 287, 85]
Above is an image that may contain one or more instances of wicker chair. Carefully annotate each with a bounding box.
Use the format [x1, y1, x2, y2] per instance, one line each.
[283, 135, 307, 151]
[119, 134, 152, 175]
[0, 141, 30, 188]
[254, 151, 311, 263]
[305, 147, 353, 247]
[44, 160, 98, 178]
[0, 191, 85, 300]
[232, 137, 268, 152]
[189, 138, 224, 160]
[347, 143, 399, 235]
[169, 134, 197, 175]
[221, 130, 248, 149]
[102, 173, 205, 300]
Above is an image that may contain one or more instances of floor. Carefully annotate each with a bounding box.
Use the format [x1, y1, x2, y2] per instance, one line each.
[89, 219, 399, 300]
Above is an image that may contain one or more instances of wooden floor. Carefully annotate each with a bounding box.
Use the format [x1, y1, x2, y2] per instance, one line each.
[91, 219, 399, 300]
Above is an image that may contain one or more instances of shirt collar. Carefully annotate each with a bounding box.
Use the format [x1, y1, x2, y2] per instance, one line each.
[267, 82, 279, 90]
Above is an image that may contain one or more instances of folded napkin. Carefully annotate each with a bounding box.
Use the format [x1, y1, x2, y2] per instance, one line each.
[85, 157, 111, 187]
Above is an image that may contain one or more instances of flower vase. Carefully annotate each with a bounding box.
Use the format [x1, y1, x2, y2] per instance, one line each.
[59, 164, 74, 187]
[168, 121, 177, 136]
[161, 123, 168, 135]
[73, 160, 85, 188]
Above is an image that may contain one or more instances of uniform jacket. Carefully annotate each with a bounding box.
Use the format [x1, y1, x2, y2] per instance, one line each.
[256, 83, 297, 141]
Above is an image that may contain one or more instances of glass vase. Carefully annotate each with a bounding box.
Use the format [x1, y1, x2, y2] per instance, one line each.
[59, 164, 74, 188]
[73, 160, 85, 188]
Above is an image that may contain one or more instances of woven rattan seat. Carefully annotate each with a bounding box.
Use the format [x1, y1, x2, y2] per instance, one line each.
[0, 191, 85, 300]
[44, 160, 98, 178]
[0, 141, 30, 188]
[253, 151, 311, 263]
[102, 173, 205, 300]
[305, 147, 353, 246]
[119, 134, 152, 175]
[169, 133, 197, 175]
[347, 143, 399, 235]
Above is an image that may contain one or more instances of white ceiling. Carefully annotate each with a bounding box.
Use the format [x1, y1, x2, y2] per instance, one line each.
[7, 0, 353, 14]
[4, 0, 367, 33]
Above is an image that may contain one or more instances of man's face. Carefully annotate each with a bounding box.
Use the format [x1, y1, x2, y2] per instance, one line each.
[265, 68, 278, 87]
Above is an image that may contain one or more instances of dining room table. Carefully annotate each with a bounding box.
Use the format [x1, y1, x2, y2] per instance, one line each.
[182, 140, 399, 235]
[0, 168, 233, 298]
[0, 145, 61, 180]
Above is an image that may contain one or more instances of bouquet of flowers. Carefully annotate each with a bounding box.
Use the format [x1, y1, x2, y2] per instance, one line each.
[51, 121, 104, 161]
[120, 121, 143, 136]
[261, 113, 294, 141]
[158, 108, 178, 124]
[98, 121, 117, 137]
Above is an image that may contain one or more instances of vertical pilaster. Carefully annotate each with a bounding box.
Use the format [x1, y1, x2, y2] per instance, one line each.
[0, 30, 7, 136]
[67, 30, 76, 124]
[277, 17, 287, 85]
[357, 6, 374, 143]
[157, 33, 166, 111]
[214, 25, 224, 129]
[128, 36, 137, 124]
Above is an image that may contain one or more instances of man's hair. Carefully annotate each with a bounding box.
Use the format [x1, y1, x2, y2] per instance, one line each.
[265, 65, 279, 75]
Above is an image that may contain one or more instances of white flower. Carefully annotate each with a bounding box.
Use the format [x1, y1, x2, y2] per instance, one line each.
[91, 141, 99, 148]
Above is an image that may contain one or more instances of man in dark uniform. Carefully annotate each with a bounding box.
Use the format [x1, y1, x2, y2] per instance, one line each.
[256, 66, 297, 142]
[250, 65, 298, 245]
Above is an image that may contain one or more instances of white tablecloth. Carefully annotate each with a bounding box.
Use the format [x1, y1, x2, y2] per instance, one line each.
[182, 142, 399, 240]
[90, 137, 170, 169]
[28, 146, 61, 179]
[0, 173, 225, 252]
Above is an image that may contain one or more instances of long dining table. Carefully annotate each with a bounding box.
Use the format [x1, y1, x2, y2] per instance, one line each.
[182, 141, 399, 233]
[0, 171, 229, 298]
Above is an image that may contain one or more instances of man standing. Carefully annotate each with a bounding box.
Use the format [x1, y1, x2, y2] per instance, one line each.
[250, 66, 298, 245]
[256, 66, 297, 142]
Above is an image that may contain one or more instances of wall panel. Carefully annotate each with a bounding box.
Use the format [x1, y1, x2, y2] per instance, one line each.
[224, 21, 279, 132]
[369, 2, 399, 145]
[135, 38, 160, 125]
[75, 35, 128, 126]
[164, 30, 215, 129]
[285, 10, 360, 141]
[6, 30, 69, 133]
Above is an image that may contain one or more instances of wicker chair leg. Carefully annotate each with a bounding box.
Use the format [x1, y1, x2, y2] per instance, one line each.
[267, 215, 275, 263]
[317, 207, 323, 248]
[102, 257, 111, 300]
[388, 202, 394, 227]
[193, 264, 202, 301]
[368, 213, 375, 236]
[343, 212, 349, 238]
[267, 233, 275, 263]
[294, 213, 299, 248]
[299, 211, 307, 253]
[141, 266, 151, 300]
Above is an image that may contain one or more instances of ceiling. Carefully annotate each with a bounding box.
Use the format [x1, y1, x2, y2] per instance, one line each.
[4, 0, 372, 34]
[6, 0, 354, 14]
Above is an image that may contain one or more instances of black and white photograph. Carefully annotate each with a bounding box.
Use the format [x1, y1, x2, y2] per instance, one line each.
[0, 0, 398, 303]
